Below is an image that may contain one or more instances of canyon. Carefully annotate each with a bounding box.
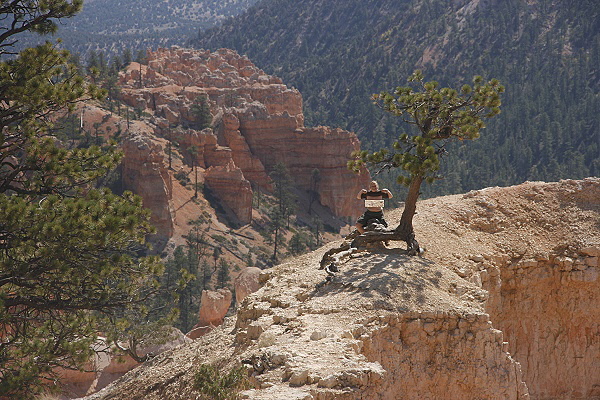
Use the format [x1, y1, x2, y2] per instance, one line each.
[115, 47, 370, 242]
[73, 47, 371, 259]
[52, 47, 373, 397]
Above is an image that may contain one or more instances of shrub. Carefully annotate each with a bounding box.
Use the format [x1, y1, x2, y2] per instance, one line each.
[193, 364, 249, 400]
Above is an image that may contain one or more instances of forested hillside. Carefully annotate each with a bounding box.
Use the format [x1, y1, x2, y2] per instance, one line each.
[194, 0, 600, 198]
[15, 0, 258, 58]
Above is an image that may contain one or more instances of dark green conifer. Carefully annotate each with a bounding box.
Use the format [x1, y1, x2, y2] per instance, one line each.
[349, 71, 504, 253]
[0, 2, 162, 397]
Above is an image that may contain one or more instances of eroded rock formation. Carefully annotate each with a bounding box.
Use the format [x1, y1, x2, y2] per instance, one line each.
[234, 267, 263, 304]
[483, 247, 600, 398]
[204, 161, 253, 225]
[417, 178, 600, 400]
[117, 47, 370, 224]
[187, 288, 233, 340]
[121, 132, 174, 238]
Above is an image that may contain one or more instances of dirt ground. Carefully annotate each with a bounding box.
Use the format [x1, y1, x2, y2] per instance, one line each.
[79, 178, 599, 400]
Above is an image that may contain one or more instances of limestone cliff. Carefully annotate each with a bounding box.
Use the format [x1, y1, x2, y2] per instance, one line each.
[79, 178, 600, 400]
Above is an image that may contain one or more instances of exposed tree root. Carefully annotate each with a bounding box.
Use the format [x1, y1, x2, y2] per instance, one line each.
[319, 224, 423, 276]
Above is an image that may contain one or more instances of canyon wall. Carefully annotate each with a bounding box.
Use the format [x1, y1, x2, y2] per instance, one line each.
[415, 178, 600, 400]
[482, 247, 600, 399]
[117, 47, 370, 226]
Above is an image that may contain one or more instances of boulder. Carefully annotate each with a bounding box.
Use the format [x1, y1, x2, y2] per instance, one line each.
[234, 267, 263, 304]
[187, 288, 233, 339]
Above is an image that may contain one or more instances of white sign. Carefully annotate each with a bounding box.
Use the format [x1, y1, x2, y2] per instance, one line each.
[364, 200, 385, 208]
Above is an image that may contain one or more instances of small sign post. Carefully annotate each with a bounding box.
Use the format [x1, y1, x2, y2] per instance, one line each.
[364, 200, 385, 208]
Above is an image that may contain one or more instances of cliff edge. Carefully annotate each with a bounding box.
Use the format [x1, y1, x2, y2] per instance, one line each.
[82, 178, 600, 399]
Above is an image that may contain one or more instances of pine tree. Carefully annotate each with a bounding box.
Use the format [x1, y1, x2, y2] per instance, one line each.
[289, 231, 308, 255]
[349, 71, 504, 253]
[200, 258, 213, 291]
[267, 206, 285, 262]
[123, 48, 133, 65]
[0, 2, 162, 397]
[308, 168, 321, 215]
[217, 259, 231, 289]
[269, 162, 296, 227]
[190, 94, 212, 130]
[267, 163, 295, 261]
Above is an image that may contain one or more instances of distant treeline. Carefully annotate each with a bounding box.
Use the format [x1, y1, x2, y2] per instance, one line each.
[9, 0, 260, 60]
[194, 0, 600, 198]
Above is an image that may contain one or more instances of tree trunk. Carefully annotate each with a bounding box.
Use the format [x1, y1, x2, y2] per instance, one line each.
[273, 224, 279, 261]
[394, 175, 423, 253]
[351, 175, 423, 255]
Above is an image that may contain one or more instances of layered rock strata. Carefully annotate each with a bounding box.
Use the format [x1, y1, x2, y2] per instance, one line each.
[228, 251, 528, 400]
[415, 178, 600, 399]
[83, 246, 530, 400]
[117, 47, 370, 222]
[121, 133, 174, 238]
[483, 247, 600, 399]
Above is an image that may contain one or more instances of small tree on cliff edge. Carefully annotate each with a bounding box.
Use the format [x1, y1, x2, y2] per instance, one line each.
[349, 70, 504, 254]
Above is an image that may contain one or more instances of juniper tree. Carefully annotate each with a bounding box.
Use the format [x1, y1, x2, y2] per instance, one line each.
[0, 1, 162, 397]
[349, 70, 504, 254]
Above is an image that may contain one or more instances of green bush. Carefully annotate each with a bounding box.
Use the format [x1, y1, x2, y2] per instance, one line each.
[194, 364, 249, 400]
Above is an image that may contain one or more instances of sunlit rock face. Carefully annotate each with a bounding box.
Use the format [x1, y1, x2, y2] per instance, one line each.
[121, 132, 174, 239]
[234, 266, 263, 305]
[484, 246, 600, 398]
[187, 288, 233, 340]
[204, 161, 253, 225]
[117, 47, 370, 223]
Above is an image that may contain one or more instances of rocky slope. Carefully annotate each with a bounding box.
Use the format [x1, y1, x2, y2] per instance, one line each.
[80, 178, 600, 399]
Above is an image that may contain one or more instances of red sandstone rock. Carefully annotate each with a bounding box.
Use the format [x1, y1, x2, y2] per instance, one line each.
[204, 161, 253, 225]
[215, 112, 271, 189]
[121, 132, 174, 238]
[117, 47, 371, 223]
[198, 288, 232, 326]
[187, 288, 233, 339]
